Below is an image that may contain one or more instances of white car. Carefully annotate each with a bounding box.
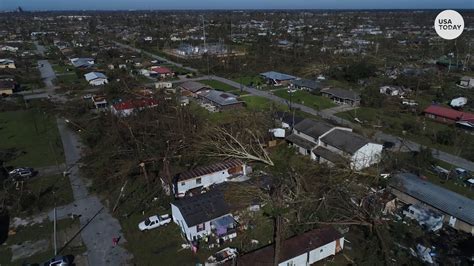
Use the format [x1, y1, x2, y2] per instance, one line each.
[138, 214, 171, 231]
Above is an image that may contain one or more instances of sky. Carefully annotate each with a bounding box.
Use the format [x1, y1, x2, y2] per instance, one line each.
[1, 0, 473, 11]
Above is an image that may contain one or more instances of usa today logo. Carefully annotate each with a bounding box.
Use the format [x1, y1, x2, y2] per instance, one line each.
[435, 10, 464, 40]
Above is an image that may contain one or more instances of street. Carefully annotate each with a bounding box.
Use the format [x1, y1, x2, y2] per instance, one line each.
[113, 41, 474, 171]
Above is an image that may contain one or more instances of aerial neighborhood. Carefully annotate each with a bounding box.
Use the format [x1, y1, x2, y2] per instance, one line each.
[0, 5, 473, 266]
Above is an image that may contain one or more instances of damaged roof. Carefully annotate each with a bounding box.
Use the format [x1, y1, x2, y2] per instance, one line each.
[175, 159, 244, 182]
[179, 81, 210, 93]
[231, 227, 343, 265]
[172, 186, 231, 227]
[390, 173, 474, 225]
[286, 133, 317, 150]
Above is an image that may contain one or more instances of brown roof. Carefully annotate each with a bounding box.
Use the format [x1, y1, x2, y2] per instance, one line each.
[179, 81, 210, 93]
[232, 227, 342, 266]
[175, 159, 244, 182]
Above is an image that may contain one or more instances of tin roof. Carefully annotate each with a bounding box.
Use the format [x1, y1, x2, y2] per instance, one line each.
[390, 173, 474, 225]
[424, 105, 474, 122]
[260, 71, 296, 81]
[175, 159, 244, 182]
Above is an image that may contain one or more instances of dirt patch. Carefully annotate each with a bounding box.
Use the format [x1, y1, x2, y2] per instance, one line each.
[10, 239, 50, 261]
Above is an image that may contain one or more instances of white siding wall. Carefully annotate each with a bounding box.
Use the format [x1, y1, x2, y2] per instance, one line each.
[308, 241, 336, 264]
[171, 204, 192, 239]
[279, 253, 308, 266]
[351, 143, 383, 170]
[177, 170, 231, 195]
[277, 238, 344, 266]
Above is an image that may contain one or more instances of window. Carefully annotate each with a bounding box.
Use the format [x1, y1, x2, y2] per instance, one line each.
[181, 182, 185, 186]
[196, 178, 202, 185]
[320, 249, 323, 253]
[197, 223, 205, 232]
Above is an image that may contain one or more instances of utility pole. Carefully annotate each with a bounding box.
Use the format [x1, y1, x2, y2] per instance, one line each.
[202, 15, 210, 77]
[53, 207, 57, 255]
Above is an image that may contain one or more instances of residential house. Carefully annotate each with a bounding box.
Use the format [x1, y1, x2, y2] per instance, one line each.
[0, 59, 16, 69]
[0, 45, 18, 53]
[389, 173, 474, 234]
[319, 129, 383, 170]
[70, 57, 95, 68]
[290, 79, 323, 93]
[151, 66, 174, 79]
[260, 71, 296, 86]
[229, 227, 344, 266]
[172, 159, 247, 198]
[0, 79, 15, 96]
[321, 88, 360, 106]
[179, 81, 211, 97]
[423, 105, 474, 125]
[110, 98, 158, 117]
[84, 72, 108, 86]
[285, 119, 382, 170]
[199, 90, 244, 111]
[171, 186, 238, 242]
[459, 76, 474, 88]
[92, 95, 108, 109]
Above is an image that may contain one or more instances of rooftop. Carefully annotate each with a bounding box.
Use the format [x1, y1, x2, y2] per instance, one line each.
[200, 90, 243, 107]
[172, 186, 231, 227]
[320, 129, 371, 154]
[389, 173, 474, 225]
[291, 79, 322, 91]
[179, 81, 210, 93]
[321, 88, 360, 101]
[175, 159, 244, 182]
[231, 227, 342, 265]
[260, 71, 296, 81]
[424, 105, 474, 122]
[84, 72, 107, 81]
[294, 118, 334, 139]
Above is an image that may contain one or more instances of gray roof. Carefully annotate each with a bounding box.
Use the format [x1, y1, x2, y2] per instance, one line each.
[71, 57, 94, 68]
[291, 79, 322, 91]
[172, 186, 230, 227]
[84, 72, 107, 82]
[294, 119, 333, 139]
[275, 111, 304, 127]
[321, 88, 360, 101]
[320, 129, 370, 154]
[390, 173, 474, 225]
[312, 146, 346, 165]
[286, 134, 317, 150]
[260, 71, 296, 81]
[179, 81, 210, 93]
[200, 90, 243, 107]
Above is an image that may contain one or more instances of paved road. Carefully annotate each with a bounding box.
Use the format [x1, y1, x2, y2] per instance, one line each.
[53, 118, 132, 265]
[113, 41, 474, 171]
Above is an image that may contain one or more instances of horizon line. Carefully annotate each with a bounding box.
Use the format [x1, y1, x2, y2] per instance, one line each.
[1, 7, 474, 12]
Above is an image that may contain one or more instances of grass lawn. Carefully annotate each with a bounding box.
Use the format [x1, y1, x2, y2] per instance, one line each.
[200, 80, 237, 92]
[242, 95, 274, 110]
[55, 74, 86, 86]
[51, 64, 72, 74]
[0, 218, 85, 266]
[336, 107, 470, 156]
[0, 110, 64, 168]
[25, 174, 75, 214]
[231, 76, 264, 87]
[273, 89, 337, 110]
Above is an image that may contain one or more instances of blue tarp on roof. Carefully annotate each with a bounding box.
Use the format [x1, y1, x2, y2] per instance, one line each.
[260, 71, 296, 81]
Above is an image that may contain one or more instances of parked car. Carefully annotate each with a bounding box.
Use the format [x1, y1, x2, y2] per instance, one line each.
[9, 167, 35, 179]
[206, 247, 238, 265]
[138, 214, 171, 231]
[83, 94, 93, 100]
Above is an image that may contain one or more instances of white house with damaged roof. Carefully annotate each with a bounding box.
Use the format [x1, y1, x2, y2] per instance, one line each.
[170, 159, 248, 198]
[84, 72, 108, 86]
[260, 71, 297, 86]
[389, 173, 474, 234]
[459, 76, 474, 88]
[285, 118, 383, 170]
[0, 59, 16, 69]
